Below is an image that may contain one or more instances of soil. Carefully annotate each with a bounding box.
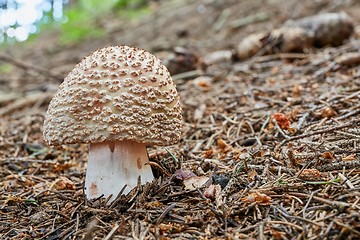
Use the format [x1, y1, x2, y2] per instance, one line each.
[1, 0, 360, 239]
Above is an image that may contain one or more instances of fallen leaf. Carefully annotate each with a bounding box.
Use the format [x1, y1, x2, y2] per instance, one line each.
[53, 162, 77, 173]
[242, 192, 271, 205]
[159, 223, 183, 234]
[203, 184, 221, 199]
[2, 179, 18, 190]
[217, 138, 232, 153]
[2, 195, 23, 206]
[342, 154, 356, 161]
[74, 189, 83, 197]
[267, 77, 276, 84]
[271, 113, 291, 130]
[147, 200, 163, 208]
[173, 169, 196, 180]
[248, 169, 258, 181]
[322, 151, 335, 160]
[298, 169, 321, 180]
[203, 149, 213, 158]
[50, 176, 75, 190]
[271, 229, 283, 240]
[193, 76, 213, 91]
[3, 174, 35, 189]
[292, 83, 302, 97]
[320, 107, 337, 118]
[183, 176, 209, 190]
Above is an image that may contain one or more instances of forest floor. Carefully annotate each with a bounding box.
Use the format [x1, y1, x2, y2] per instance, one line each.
[1, 0, 360, 239]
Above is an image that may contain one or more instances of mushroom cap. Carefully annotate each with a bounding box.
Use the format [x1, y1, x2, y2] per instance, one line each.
[43, 45, 182, 146]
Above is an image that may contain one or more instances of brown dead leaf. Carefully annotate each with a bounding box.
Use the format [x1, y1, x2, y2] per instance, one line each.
[147, 200, 163, 208]
[292, 83, 302, 97]
[298, 169, 321, 180]
[217, 138, 227, 149]
[173, 169, 196, 180]
[3, 174, 35, 189]
[267, 77, 277, 85]
[74, 189, 83, 198]
[242, 192, 271, 205]
[53, 162, 77, 173]
[271, 113, 291, 130]
[63, 202, 74, 213]
[203, 184, 221, 199]
[287, 107, 301, 122]
[193, 76, 212, 91]
[2, 179, 18, 190]
[217, 138, 232, 153]
[159, 223, 183, 234]
[203, 149, 213, 158]
[320, 107, 337, 118]
[183, 176, 209, 190]
[342, 154, 356, 161]
[322, 151, 335, 160]
[271, 229, 283, 240]
[204, 184, 223, 207]
[248, 169, 258, 181]
[50, 176, 75, 190]
[3, 195, 24, 206]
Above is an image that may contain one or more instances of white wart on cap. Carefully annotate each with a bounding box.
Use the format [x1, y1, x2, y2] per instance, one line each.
[43, 45, 182, 203]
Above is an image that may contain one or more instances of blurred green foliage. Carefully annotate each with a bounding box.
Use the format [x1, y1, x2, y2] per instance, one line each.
[59, 0, 150, 44]
[0, 63, 13, 73]
[0, 0, 151, 46]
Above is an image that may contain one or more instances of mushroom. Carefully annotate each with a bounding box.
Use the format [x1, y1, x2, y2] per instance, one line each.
[43, 45, 182, 203]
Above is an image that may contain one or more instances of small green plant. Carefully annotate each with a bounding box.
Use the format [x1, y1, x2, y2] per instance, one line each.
[276, 178, 288, 185]
[165, 147, 179, 162]
[305, 178, 341, 185]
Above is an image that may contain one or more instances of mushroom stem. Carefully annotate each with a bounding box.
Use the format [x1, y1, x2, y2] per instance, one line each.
[85, 141, 154, 203]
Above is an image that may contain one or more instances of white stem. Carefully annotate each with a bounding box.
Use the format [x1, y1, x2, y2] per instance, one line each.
[85, 141, 154, 203]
